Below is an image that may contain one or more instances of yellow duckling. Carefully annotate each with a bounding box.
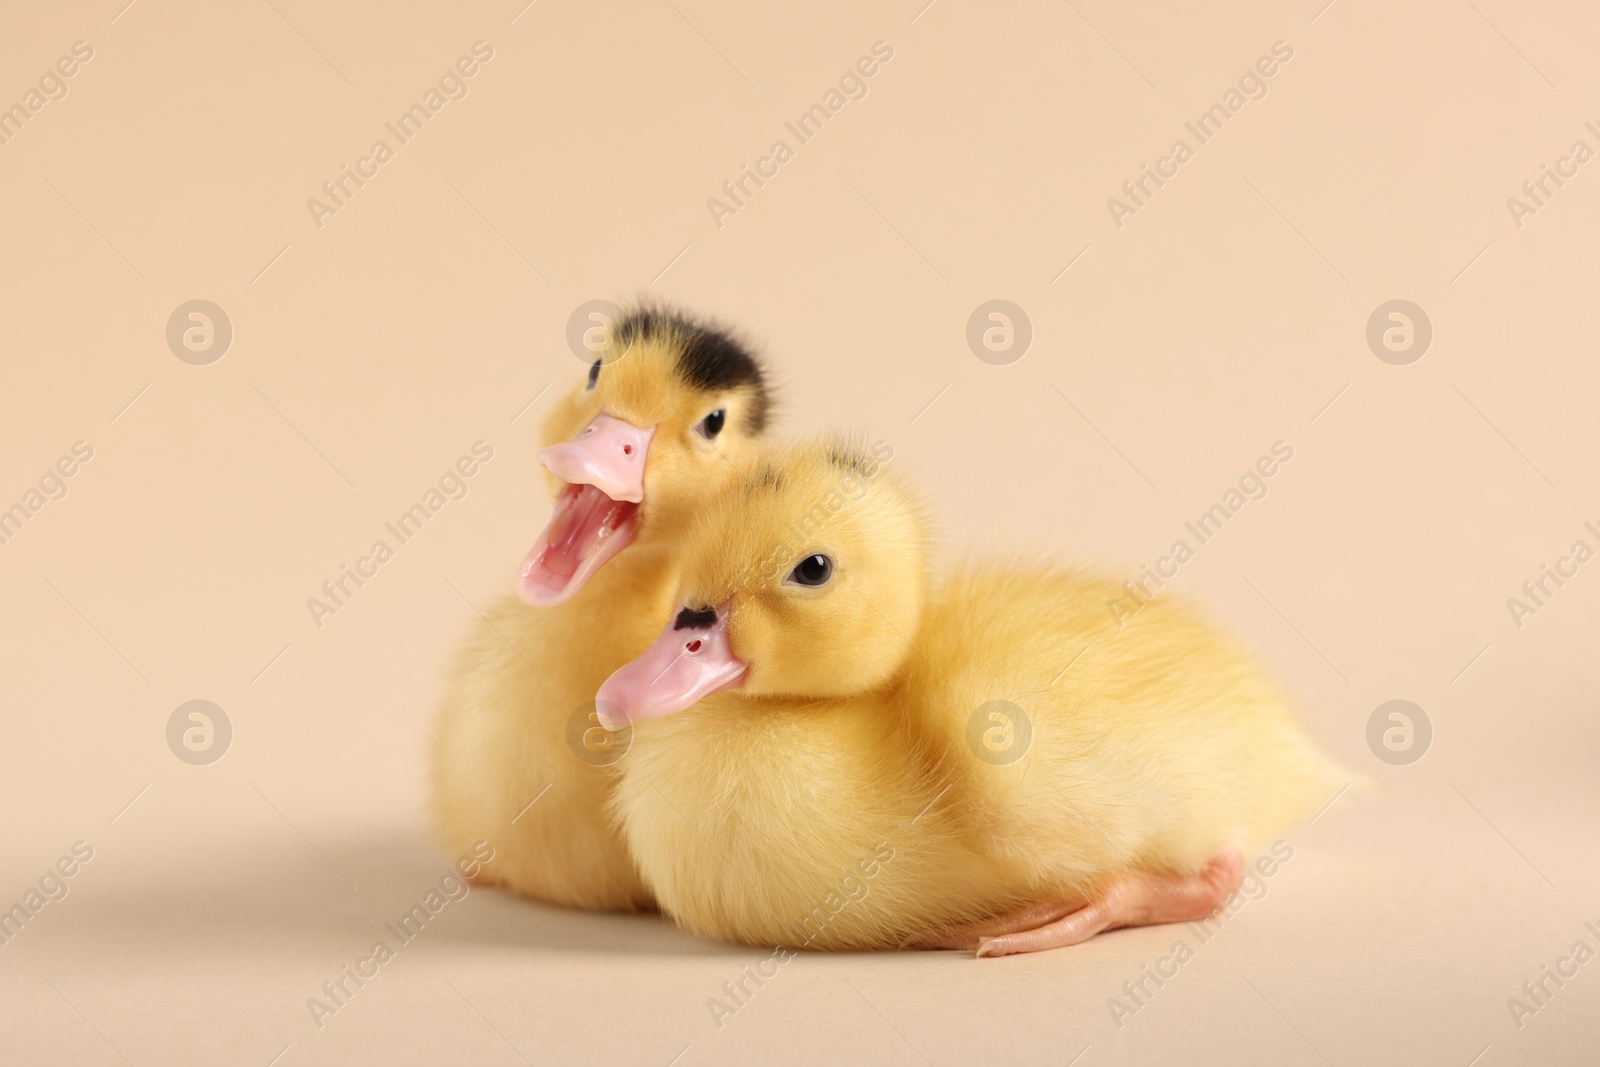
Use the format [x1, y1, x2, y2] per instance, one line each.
[598, 438, 1344, 954]
[431, 307, 772, 910]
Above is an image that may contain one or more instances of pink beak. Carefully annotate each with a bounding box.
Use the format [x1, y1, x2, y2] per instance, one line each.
[595, 605, 748, 728]
[537, 413, 653, 504]
[516, 414, 655, 606]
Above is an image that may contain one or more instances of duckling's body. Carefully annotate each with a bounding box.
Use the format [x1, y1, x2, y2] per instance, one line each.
[432, 546, 673, 909]
[431, 308, 771, 912]
[614, 695, 1011, 949]
[602, 440, 1343, 952]
[905, 565, 1340, 884]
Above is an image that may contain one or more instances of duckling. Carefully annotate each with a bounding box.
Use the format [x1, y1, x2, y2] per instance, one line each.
[598, 438, 1344, 954]
[430, 307, 772, 911]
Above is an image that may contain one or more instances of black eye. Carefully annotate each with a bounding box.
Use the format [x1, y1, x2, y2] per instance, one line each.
[586, 360, 601, 390]
[788, 554, 832, 587]
[699, 409, 726, 438]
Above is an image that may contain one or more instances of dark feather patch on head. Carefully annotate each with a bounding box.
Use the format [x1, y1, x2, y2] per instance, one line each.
[756, 466, 785, 491]
[612, 307, 769, 433]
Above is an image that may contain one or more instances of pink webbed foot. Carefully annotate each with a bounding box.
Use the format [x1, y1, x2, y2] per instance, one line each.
[914, 847, 1245, 958]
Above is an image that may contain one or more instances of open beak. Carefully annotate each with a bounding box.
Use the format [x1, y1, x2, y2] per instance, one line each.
[595, 604, 747, 728]
[517, 414, 655, 606]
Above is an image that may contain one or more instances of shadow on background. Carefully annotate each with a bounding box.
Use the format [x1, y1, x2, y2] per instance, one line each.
[13, 827, 741, 965]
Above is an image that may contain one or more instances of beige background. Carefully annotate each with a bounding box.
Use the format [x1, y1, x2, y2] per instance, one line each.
[2, 0, 1598, 1064]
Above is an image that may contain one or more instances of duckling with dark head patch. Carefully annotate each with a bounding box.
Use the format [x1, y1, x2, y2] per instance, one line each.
[432, 305, 775, 912]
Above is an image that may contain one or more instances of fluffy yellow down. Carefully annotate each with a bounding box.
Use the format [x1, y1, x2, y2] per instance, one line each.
[612, 437, 1346, 948]
[430, 320, 768, 910]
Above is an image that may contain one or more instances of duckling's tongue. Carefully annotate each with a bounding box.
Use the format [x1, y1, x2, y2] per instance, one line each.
[595, 607, 746, 727]
[516, 482, 639, 606]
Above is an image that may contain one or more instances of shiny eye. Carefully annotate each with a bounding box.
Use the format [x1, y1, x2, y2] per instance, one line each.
[788, 554, 832, 587]
[586, 360, 600, 390]
[698, 408, 726, 438]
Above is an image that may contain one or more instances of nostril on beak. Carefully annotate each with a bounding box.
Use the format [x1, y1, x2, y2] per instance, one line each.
[622, 444, 633, 456]
[686, 640, 702, 653]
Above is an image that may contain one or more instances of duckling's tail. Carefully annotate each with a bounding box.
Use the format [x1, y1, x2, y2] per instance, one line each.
[1294, 736, 1370, 828]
